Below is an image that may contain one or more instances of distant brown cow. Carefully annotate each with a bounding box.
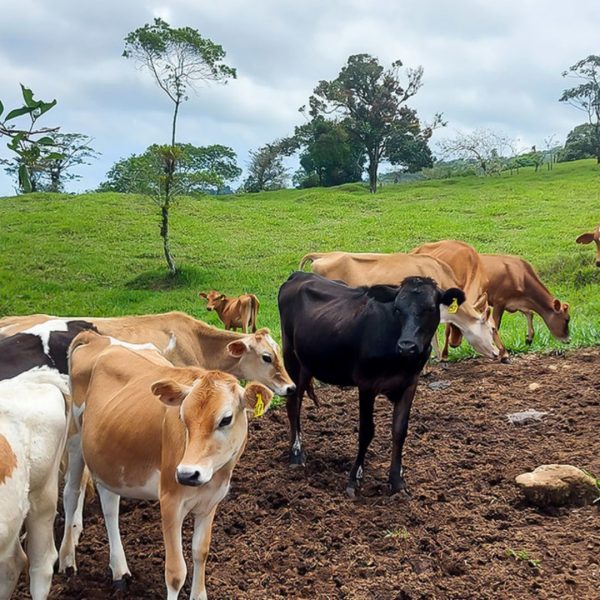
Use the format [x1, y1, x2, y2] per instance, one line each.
[576, 224, 600, 267]
[480, 254, 570, 345]
[199, 291, 259, 333]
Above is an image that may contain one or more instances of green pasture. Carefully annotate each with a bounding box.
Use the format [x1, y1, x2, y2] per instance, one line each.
[1, 159, 599, 359]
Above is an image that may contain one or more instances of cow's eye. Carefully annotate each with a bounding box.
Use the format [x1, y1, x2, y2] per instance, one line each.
[219, 415, 233, 428]
[262, 354, 272, 363]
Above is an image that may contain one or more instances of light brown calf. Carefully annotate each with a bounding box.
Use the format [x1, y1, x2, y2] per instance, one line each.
[199, 291, 260, 333]
[576, 224, 600, 267]
[480, 254, 570, 345]
[72, 334, 272, 599]
[411, 240, 506, 360]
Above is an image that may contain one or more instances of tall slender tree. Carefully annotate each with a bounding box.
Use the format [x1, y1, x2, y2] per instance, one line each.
[123, 18, 236, 274]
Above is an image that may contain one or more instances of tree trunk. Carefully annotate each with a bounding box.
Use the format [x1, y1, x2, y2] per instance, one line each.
[160, 203, 176, 276]
[368, 157, 378, 194]
[171, 100, 180, 148]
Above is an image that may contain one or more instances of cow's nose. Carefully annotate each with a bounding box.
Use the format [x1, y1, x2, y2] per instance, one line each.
[397, 341, 418, 357]
[596, 261, 600, 268]
[284, 383, 297, 396]
[176, 465, 211, 487]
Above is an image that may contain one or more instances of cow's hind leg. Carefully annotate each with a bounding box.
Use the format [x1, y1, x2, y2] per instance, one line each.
[97, 485, 131, 589]
[26, 472, 60, 600]
[283, 345, 309, 467]
[0, 538, 27, 599]
[346, 389, 375, 498]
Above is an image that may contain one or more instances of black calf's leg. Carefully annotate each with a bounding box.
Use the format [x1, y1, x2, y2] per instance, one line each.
[346, 389, 375, 498]
[286, 391, 305, 467]
[389, 382, 418, 494]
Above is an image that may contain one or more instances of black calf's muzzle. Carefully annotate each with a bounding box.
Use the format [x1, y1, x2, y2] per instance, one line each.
[396, 341, 419, 358]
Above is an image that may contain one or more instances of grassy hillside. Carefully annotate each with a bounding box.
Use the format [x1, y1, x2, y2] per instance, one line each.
[1, 159, 599, 359]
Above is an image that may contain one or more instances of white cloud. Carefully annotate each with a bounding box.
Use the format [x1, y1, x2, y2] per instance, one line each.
[1, 0, 598, 194]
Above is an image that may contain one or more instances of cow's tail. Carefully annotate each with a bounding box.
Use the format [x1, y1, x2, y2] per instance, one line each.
[298, 252, 324, 270]
[251, 295, 260, 333]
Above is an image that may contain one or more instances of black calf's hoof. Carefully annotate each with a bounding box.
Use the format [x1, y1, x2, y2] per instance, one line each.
[346, 485, 358, 499]
[388, 480, 410, 497]
[288, 451, 306, 468]
[113, 576, 130, 592]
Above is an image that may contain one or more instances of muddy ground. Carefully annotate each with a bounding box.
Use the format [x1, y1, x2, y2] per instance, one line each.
[15, 348, 600, 599]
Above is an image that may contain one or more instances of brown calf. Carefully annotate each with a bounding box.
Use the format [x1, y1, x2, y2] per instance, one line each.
[199, 291, 259, 333]
[73, 334, 273, 598]
[576, 224, 600, 267]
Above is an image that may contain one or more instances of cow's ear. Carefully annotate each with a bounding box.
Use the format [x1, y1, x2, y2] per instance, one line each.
[440, 288, 466, 308]
[151, 379, 192, 406]
[198, 292, 208, 299]
[553, 298, 562, 312]
[243, 382, 274, 417]
[218, 294, 226, 301]
[576, 232, 594, 244]
[562, 302, 570, 313]
[227, 339, 248, 357]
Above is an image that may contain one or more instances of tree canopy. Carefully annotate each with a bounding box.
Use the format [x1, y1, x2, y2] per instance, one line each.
[306, 54, 440, 192]
[99, 143, 241, 196]
[243, 142, 290, 193]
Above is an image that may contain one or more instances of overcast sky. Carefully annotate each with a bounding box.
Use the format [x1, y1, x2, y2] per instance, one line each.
[0, 0, 598, 196]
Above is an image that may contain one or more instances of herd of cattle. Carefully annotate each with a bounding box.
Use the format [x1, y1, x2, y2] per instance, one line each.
[0, 231, 596, 599]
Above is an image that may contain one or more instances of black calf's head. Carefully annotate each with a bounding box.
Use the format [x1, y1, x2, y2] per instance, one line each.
[394, 277, 465, 359]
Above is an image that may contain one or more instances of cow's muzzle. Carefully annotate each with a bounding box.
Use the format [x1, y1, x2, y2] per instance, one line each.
[396, 341, 419, 358]
[176, 464, 212, 487]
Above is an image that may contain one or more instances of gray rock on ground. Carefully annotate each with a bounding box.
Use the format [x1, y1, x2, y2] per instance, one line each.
[515, 464, 599, 507]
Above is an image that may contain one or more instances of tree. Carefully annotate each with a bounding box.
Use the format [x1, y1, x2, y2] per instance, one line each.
[560, 55, 600, 163]
[98, 143, 241, 195]
[243, 142, 290, 192]
[559, 123, 596, 162]
[0, 84, 61, 193]
[438, 129, 512, 175]
[123, 18, 236, 274]
[293, 117, 365, 188]
[3, 133, 99, 192]
[306, 54, 441, 193]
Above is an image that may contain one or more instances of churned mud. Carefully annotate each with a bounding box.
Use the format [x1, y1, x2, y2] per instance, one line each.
[15, 348, 600, 599]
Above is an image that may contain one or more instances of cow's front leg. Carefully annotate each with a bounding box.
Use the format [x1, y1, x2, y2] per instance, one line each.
[389, 381, 418, 495]
[161, 496, 186, 600]
[346, 389, 375, 498]
[524, 311, 535, 345]
[189, 507, 217, 600]
[286, 391, 305, 466]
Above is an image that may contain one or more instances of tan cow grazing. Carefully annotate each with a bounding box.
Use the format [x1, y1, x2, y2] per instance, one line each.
[199, 291, 260, 333]
[480, 254, 570, 345]
[411, 240, 507, 360]
[299, 251, 499, 360]
[575, 224, 600, 267]
[71, 333, 273, 599]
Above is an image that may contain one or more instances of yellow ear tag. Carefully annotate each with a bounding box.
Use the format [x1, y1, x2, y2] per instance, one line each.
[253, 393, 265, 418]
[447, 298, 459, 314]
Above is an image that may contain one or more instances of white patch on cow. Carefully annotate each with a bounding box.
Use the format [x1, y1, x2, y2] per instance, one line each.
[11, 365, 70, 396]
[356, 466, 363, 480]
[96, 470, 161, 501]
[23, 319, 69, 355]
[108, 337, 158, 352]
[265, 333, 279, 351]
[164, 332, 177, 355]
[292, 434, 302, 453]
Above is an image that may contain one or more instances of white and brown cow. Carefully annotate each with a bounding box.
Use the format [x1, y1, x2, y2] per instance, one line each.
[576, 224, 600, 267]
[0, 368, 70, 600]
[70, 333, 272, 599]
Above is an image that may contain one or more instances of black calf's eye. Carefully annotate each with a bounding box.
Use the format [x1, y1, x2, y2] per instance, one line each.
[219, 415, 233, 428]
[262, 354, 272, 363]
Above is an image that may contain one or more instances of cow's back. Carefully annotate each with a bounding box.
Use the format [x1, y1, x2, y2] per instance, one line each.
[412, 240, 488, 302]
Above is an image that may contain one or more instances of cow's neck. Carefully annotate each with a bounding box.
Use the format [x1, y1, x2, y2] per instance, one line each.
[190, 320, 246, 375]
[517, 273, 556, 319]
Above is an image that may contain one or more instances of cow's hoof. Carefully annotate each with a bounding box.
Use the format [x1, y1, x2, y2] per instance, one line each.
[346, 484, 359, 499]
[113, 576, 130, 592]
[388, 480, 410, 497]
[63, 566, 76, 578]
[525, 338, 533, 346]
[500, 355, 511, 364]
[288, 451, 306, 468]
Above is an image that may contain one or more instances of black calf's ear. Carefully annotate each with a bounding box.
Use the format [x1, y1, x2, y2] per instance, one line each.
[440, 288, 466, 309]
